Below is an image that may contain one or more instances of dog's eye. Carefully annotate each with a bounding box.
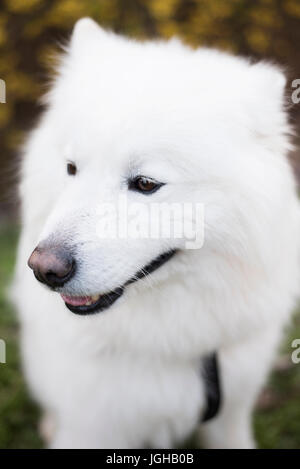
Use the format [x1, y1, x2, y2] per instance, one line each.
[129, 176, 163, 194]
[67, 162, 77, 176]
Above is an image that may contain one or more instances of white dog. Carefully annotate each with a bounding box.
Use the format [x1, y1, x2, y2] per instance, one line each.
[12, 18, 300, 449]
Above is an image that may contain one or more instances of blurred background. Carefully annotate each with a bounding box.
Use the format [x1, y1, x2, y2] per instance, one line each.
[0, 0, 300, 449]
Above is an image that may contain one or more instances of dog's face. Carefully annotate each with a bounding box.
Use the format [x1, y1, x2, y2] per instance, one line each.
[25, 18, 289, 317]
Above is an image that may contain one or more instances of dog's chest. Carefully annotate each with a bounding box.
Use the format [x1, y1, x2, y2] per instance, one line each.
[22, 312, 205, 446]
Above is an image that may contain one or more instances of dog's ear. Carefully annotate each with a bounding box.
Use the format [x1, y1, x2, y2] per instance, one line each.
[250, 62, 287, 107]
[70, 18, 106, 52]
[247, 63, 291, 152]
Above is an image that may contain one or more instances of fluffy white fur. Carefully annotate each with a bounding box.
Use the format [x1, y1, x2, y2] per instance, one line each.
[12, 18, 300, 448]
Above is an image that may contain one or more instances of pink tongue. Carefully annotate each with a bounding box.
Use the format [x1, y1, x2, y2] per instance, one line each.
[61, 294, 93, 306]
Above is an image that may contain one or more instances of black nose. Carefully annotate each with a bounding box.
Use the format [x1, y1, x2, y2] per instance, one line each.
[28, 244, 76, 288]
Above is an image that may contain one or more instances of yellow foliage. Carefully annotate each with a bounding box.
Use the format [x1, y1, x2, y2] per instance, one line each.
[6, 71, 40, 99]
[23, 18, 47, 38]
[205, 0, 237, 19]
[5, 0, 43, 14]
[147, 0, 180, 19]
[250, 7, 281, 28]
[272, 38, 290, 58]
[0, 26, 6, 47]
[0, 14, 7, 47]
[246, 27, 270, 53]
[212, 39, 237, 54]
[284, 0, 300, 18]
[157, 21, 180, 39]
[46, 0, 88, 26]
[0, 52, 17, 75]
[0, 0, 299, 152]
[188, 9, 215, 36]
[37, 45, 59, 67]
[96, 0, 119, 25]
[0, 104, 12, 127]
[5, 129, 25, 150]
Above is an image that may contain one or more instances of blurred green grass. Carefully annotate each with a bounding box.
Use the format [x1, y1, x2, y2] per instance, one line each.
[0, 224, 42, 449]
[0, 224, 299, 449]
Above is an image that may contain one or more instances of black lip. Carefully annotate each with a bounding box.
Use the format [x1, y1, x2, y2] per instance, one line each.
[64, 249, 177, 316]
[64, 287, 124, 315]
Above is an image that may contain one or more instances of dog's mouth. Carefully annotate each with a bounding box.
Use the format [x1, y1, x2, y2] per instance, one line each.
[61, 288, 124, 315]
[61, 249, 177, 315]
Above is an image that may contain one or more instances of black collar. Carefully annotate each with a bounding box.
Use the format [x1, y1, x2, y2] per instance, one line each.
[201, 352, 222, 422]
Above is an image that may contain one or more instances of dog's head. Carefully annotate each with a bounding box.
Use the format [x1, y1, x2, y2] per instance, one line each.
[24, 18, 292, 319]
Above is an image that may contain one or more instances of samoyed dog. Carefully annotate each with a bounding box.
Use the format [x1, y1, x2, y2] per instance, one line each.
[13, 18, 300, 449]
